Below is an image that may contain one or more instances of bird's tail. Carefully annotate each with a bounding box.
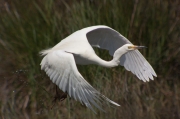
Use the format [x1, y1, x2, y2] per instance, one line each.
[39, 48, 52, 56]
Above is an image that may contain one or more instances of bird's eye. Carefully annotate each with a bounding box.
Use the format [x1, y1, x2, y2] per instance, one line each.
[128, 46, 132, 49]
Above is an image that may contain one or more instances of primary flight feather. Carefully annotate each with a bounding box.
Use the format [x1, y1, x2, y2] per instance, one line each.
[40, 25, 157, 112]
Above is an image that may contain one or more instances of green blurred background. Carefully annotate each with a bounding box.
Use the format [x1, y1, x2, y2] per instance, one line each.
[0, 0, 180, 119]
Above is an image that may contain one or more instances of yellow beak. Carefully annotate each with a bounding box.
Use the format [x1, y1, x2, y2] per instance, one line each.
[129, 45, 147, 49]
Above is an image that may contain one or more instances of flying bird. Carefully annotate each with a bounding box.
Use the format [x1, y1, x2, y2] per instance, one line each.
[40, 25, 157, 112]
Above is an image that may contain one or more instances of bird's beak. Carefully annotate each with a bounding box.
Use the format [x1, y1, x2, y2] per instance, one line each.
[129, 45, 147, 49]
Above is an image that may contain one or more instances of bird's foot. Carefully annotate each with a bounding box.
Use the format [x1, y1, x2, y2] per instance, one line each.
[51, 92, 67, 109]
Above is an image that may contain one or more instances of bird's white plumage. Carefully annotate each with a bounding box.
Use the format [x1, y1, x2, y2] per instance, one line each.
[40, 50, 119, 113]
[40, 25, 157, 112]
[85, 26, 157, 81]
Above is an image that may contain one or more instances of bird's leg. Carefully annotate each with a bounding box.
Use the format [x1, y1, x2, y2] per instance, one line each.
[51, 86, 68, 109]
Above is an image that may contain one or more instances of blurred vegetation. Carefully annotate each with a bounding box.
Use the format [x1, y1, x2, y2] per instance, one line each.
[0, 0, 180, 119]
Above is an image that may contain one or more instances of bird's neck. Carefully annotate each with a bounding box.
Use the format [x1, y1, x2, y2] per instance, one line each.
[92, 46, 128, 68]
[93, 57, 118, 68]
[112, 46, 128, 64]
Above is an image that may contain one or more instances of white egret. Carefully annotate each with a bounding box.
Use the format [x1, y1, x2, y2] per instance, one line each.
[40, 25, 157, 112]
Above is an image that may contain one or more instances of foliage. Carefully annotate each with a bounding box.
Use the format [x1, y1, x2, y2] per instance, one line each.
[0, 0, 179, 119]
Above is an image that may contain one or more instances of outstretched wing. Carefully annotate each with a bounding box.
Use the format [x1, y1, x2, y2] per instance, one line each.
[86, 26, 157, 82]
[40, 50, 120, 112]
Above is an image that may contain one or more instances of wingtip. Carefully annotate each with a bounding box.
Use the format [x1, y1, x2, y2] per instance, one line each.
[112, 101, 121, 106]
[106, 98, 120, 106]
[116, 102, 120, 106]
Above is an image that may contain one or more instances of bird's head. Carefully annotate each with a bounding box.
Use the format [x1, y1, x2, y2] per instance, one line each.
[113, 44, 147, 62]
[124, 44, 147, 51]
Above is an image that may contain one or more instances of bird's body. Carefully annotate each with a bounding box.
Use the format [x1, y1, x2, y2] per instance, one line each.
[40, 25, 157, 113]
[42, 26, 108, 66]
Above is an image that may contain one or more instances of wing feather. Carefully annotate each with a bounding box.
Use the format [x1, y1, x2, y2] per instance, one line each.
[86, 26, 157, 81]
[40, 50, 120, 112]
[131, 51, 144, 81]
